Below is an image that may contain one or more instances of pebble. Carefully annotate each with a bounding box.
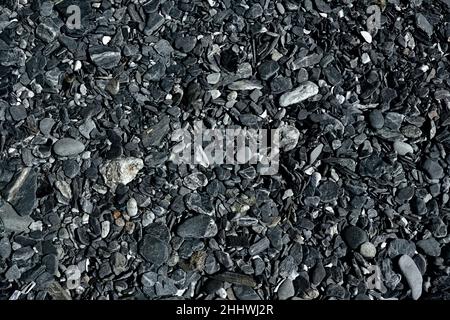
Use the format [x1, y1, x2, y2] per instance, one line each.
[89, 46, 122, 69]
[416, 238, 441, 257]
[393, 141, 414, 156]
[359, 242, 377, 258]
[53, 138, 85, 157]
[127, 198, 138, 217]
[360, 31, 373, 43]
[369, 109, 384, 129]
[398, 255, 423, 300]
[422, 159, 444, 180]
[342, 226, 368, 250]
[387, 239, 416, 258]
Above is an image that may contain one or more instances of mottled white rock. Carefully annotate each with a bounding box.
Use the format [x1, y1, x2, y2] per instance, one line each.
[279, 81, 319, 107]
[100, 157, 144, 191]
[361, 31, 372, 43]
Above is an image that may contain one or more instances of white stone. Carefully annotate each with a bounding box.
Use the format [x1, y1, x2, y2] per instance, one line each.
[361, 31, 373, 43]
[100, 157, 144, 191]
[127, 198, 138, 217]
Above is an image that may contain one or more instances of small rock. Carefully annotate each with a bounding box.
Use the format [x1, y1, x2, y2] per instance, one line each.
[342, 226, 368, 250]
[139, 234, 170, 266]
[416, 238, 441, 257]
[127, 198, 138, 217]
[278, 279, 295, 300]
[360, 242, 377, 258]
[422, 159, 444, 180]
[369, 110, 384, 129]
[394, 141, 413, 156]
[177, 215, 218, 238]
[416, 13, 433, 37]
[258, 60, 279, 80]
[360, 31, 372, 43]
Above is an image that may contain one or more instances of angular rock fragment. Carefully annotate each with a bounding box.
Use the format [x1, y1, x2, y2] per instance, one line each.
[2, 168, 37, 216]
[100, 157, 144, 191]
[279, 81, 319, 107]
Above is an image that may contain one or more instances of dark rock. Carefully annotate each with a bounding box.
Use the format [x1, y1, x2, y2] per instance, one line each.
[342, 226, 368, 250]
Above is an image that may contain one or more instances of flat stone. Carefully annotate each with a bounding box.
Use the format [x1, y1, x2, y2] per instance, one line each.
[279, 81, 319, 107]
[0, 199, 33, 233]
[142, 116, 170, 148]
[278, 279, 295, 300]
[270, 77, 293, 94]
[416, 238, 441, 257]
[177, 215, 218, 238]
[174, 35, 197, 53]
[9, 106, 27, 121]
[36, 18, 60, 43]
[145, 13, 165, 35]
[249, 237, 270, 255]
[228, 80, 263, 91]
[398, 255, 423, 300]
[53, 138, 85, 157]
[423, 159, 444, 180]
[0, 236, 11, 258]
[89, 45, 121, 69]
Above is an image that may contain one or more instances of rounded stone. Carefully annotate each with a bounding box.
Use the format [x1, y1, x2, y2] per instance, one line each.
[360, 242, 377, 258]
[369, 109, 384, 129]
[53, 138, 85, 157]
[342, 226, 368, 250]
